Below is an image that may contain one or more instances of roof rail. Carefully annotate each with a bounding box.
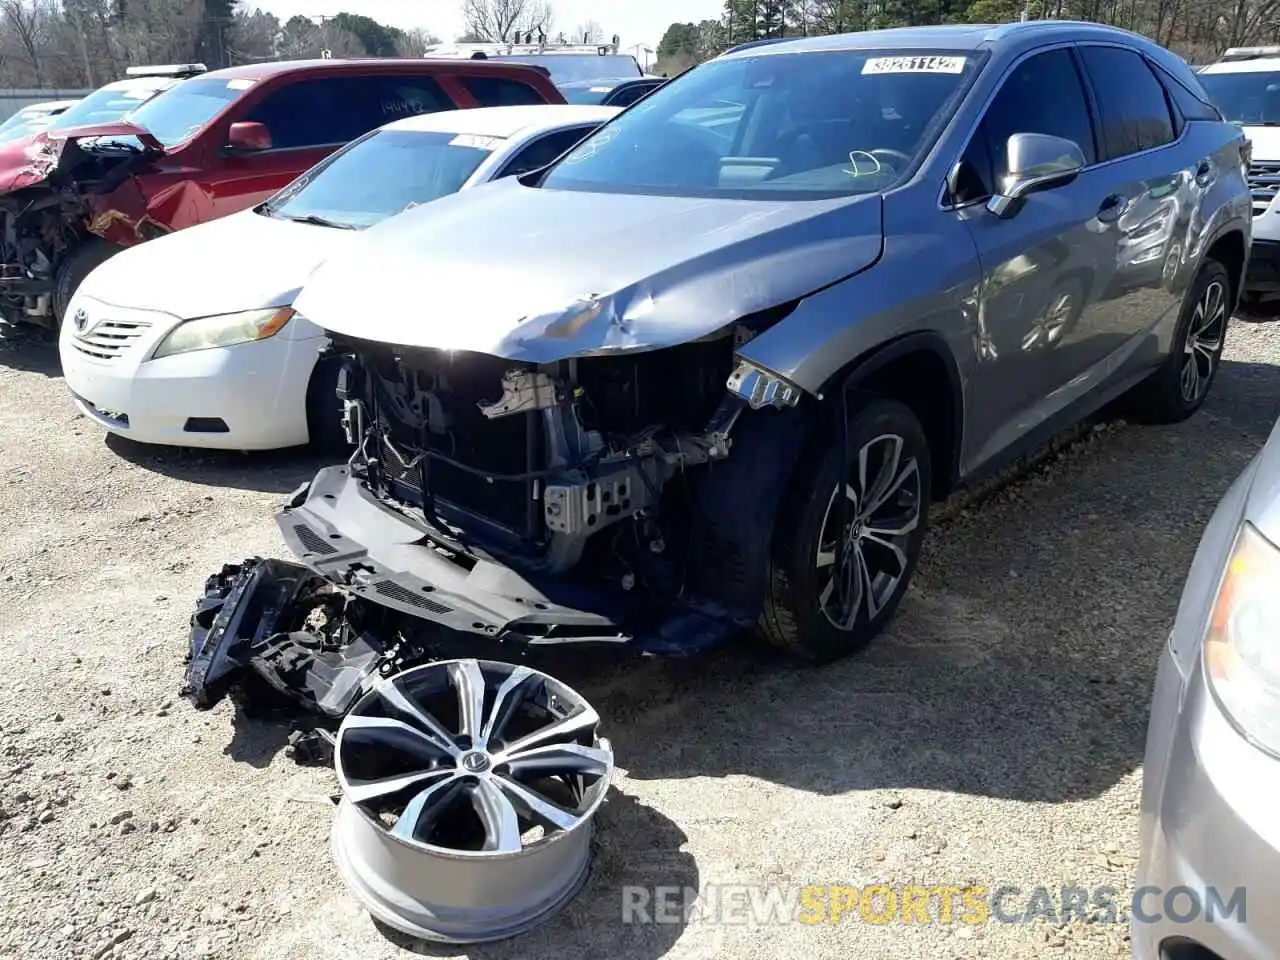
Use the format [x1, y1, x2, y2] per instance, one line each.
[125, 63, 207, 78]
[724, 37, 791, 55]
[1218, 45, 1280, 62]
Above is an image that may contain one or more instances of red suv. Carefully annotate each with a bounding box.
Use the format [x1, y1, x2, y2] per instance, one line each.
[0, 58, 563, 331]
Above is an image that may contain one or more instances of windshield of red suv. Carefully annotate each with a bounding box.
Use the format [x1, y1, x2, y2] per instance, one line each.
[126, 76, 246, 147]
[543, 49, 981, 199]
[262, 129, 494, 230]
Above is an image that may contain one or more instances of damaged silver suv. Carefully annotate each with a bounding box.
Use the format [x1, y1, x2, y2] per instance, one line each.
[271, 23, 1248, 669]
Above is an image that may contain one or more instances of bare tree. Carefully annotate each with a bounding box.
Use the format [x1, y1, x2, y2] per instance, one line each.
[395, 26, 441, 57]
[573, 19, 603, 43]
[461, 0, 553, 43]
[0, 0, 53, 86]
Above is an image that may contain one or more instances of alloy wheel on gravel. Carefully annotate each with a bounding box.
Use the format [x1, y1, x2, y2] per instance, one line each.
[814, 433, 922, 631]
[331, 658, 612, 943]
[1181, 278, 1226, 404]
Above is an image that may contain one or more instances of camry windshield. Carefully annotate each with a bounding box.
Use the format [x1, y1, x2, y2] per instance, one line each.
[543, 50, 980, 199]
[497, 53, 641, 83]
[1200, 71, 1280, 124]
[263, 129, 495, 229]
[49, 84, 164, 132]
[127, 77, 245, 147]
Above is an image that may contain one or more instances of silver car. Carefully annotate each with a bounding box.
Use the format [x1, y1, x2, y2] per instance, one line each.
[272, 22, 1250, 668]
[1134, 414, 1280, 959]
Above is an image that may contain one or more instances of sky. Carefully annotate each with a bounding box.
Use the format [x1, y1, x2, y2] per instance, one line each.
[248, 0, 724, 53]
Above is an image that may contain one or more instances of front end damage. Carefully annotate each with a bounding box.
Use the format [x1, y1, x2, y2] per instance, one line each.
[0, 125, 163, 327]
[281, 326, 811, 655]
[182, 323, 811, 729]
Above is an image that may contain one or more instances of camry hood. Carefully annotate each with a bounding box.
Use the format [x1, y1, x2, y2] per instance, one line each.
[294, 177, 883, 362]
[78, 208, 357, 318]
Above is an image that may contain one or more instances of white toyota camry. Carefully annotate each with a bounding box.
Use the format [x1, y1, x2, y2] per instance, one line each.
[59, 104, 619, 450]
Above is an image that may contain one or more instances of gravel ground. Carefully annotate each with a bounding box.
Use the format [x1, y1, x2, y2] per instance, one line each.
[1, 322, 1278, 960]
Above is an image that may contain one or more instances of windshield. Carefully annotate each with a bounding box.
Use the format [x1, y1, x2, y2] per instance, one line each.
[1200, 70, 1280, 124]
[560, 82, 619, 104]
[263, 129, 495, 229]
[0, 108, 42, 135]
[543, 50, 981, 199]
[49, 83, 165, 132]
[0, 118, 50, 145]
[497, 53, 641, 84]
[127, 77, 245, 148]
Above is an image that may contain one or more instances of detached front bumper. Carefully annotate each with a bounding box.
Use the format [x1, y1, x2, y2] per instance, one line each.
[278, 465, 635, 645]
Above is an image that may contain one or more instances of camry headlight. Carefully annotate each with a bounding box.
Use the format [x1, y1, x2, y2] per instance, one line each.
[1204, 522, 1280, 754]
[152, 307, 294, 359]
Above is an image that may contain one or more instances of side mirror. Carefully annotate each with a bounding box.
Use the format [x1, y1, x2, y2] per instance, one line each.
[225, 121, 272, 154]
[987, 132, 1086, 218]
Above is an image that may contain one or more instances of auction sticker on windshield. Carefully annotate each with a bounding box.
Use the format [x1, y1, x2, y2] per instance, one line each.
[449, 133, 503, 150]
[862, 55, 967, 74]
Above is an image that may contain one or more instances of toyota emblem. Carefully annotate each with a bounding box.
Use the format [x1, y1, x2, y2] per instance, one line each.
[72, 308, 87, 332]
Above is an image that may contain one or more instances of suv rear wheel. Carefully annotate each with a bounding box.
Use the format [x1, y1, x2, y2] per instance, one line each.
[1127, 258, 1229, 424]
[761, 397, 931, 663]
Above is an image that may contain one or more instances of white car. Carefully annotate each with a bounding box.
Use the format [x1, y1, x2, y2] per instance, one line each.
[0, 99, 79, 144]
[59, 104, 619, 450]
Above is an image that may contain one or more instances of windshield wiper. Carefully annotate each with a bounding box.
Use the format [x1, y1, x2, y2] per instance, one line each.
[281, 213, 356, 230]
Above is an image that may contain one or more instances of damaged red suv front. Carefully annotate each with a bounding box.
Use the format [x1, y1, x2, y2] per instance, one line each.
[0, 58, 564, 331]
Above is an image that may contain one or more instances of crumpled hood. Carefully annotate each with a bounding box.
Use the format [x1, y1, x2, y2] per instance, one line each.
[294, 176, 883, 362]
[0, 131, 56, 193]
[78, 208, 357, 318]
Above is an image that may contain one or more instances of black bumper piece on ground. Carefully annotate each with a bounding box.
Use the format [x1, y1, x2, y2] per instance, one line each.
[181, 557, 388, 717]
[277, 466, 746, 656]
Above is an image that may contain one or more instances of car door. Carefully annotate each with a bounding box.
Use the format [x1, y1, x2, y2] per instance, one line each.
[1072, 45, 1191, 372]
[953, 46, 1122, 464]
[204, 74, 456, 219]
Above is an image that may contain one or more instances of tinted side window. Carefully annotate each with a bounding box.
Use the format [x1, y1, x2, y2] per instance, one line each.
[1153, 63, 1223, 123]
[460, 75, 545, 107]
[500, 126, 598, 177]
[953, 49, 1095, 203]
[1078, 47, 1176, 159]
[246, 75, 454, 150]
[606, 81, 661, 108]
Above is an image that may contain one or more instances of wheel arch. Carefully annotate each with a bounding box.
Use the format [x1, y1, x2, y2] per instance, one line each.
[1202, 227, 1246, 310]
[815, 331, 965, 500]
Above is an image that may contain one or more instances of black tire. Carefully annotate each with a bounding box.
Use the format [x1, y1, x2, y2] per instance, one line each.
[760, 396, 931, 664]
[53, 239, 119, 328]
[305, 354, 350, 454]
[1126, 258, 1229, 424]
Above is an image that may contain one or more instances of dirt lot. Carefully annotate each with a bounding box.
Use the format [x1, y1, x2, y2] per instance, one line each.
[1, 323, 1278, 960]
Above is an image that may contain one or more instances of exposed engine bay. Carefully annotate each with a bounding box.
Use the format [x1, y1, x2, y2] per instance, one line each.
[0, 138, 153, 327]
[183, 326, 811, 753]
[306, 326, 810, 647]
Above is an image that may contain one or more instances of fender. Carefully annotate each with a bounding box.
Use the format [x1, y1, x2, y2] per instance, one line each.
[832, 330, 967, 492]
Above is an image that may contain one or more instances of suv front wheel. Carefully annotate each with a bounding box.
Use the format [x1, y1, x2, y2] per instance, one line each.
[761, 397, 931, 663]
